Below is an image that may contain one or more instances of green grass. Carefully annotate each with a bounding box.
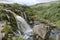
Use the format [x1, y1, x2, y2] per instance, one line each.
[30, 1, 60, 29]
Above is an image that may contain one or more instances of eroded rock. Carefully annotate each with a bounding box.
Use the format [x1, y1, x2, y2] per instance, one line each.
[33, 23, 56, 40]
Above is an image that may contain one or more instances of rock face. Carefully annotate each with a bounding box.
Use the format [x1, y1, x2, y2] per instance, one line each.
[0, 21, 6, 40]
[33, 23, 56, 40]
[33, 23, 49, 40]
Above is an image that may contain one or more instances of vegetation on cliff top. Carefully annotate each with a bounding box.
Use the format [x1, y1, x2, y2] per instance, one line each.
[30, 1, 60, 29]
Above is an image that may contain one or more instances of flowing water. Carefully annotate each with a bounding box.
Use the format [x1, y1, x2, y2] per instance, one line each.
[4, 9, 33, 40]
[15, 15, 33, 40]
[50, 29, 60, 38]
[21, 12, 27, 21]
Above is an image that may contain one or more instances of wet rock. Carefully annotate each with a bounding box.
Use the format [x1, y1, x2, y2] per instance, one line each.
[33, 23, 48, 40]
[33, 23, 56, 40]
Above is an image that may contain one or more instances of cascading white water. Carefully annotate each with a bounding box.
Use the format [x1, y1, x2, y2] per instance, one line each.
[4, 9, 33, 40]
[15, 15, 33, 39]
[21, 12, 27, 21]
[15, 15, 32, 33]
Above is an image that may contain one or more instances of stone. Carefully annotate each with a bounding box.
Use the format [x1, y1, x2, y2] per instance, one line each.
[33, 23, 56, 40]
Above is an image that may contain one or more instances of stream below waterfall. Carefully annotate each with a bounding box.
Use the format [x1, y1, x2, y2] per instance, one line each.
[50, 29, 60, 38]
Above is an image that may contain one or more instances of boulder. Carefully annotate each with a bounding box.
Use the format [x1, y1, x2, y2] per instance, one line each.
[33, 23, 56, 40]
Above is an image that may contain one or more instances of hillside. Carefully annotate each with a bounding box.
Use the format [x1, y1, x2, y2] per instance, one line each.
[30, 1, 60, 29]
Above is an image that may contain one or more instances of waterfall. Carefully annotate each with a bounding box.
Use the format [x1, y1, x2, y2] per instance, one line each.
[15, 15, 33, 39]
[4, 9, 33, 40]
[15, 15, 32, 33]
[21, 12, 28, 23]
[6, 14, 10, 22]
[21, 12, 27, 20]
